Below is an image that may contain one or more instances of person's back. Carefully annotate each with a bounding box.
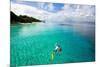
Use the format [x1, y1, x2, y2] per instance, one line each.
[54, 43, 62, 55]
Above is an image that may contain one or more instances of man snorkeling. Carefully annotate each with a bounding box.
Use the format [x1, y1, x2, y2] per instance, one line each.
[54, 43, 62, 55]
[50, 42, 62, 63]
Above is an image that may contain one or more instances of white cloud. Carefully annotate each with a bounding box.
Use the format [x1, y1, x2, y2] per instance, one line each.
[11, 2, 95, 23]
[62, 4, 95, 17]
[35, 2, 45, 9]
[11, 2, 53, 20]
[44, 3, 54, 11]
[47, 4, 95, 22]
[34, 2, 55, 12]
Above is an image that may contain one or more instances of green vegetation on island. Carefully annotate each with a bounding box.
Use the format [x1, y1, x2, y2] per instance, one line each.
[10, 11, 41, 24]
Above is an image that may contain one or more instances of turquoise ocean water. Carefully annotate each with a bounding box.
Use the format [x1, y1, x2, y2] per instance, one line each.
[10, 22, 95, 66]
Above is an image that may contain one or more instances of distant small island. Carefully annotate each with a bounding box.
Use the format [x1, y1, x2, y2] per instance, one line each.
[10, 11, 42, 24]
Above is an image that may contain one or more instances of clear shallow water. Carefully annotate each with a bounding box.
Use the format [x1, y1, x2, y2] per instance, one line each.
[10, 22, 95, 66]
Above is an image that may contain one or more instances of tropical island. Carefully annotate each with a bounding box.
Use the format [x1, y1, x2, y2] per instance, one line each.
[10, 11, 42, 24]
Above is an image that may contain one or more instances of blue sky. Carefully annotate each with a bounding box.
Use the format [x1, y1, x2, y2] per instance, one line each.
[11, 0, 64, 12]
[11, 0, 95, 14]
[11, 0, 95, 22]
